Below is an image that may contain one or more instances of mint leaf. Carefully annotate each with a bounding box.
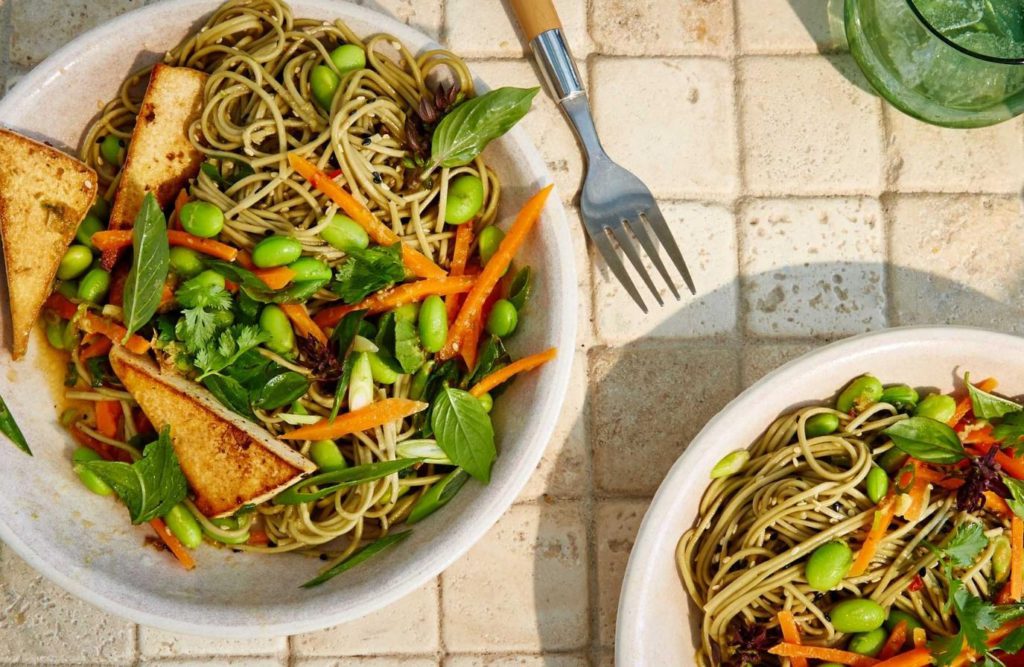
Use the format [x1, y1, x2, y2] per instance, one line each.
[204, 260, 327, 304]
[432, 387, 495, 483]
[967, 373, 1023, 420]
[301, 531, 412, 588]
[252, 372, 309, 410]
[203, 374, 256, 421]
[884, 416, 966, 464]
[330, 244, 405, 304]
[79, 426, 186, 524]
[393, 316, 425, 373]
[122, 193, 170, 339]
[944, 522, 989, 568]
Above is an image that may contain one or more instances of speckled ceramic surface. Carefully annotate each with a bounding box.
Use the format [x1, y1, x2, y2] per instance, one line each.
[616, 326, 1024, 666]
[0, 0, 576, 637]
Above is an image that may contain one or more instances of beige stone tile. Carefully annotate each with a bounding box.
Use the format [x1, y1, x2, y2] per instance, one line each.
[887, 112, 1024, 194]
[139, 660, 285, 667]
[590, 343, 741, 494]
[0, 545, 135, 664]
[742, 341, 820, 387]
[889, 195, 1024, 333]
[739, 197, 886, 337]
[10, 0, 143, 67]
[139, 626, 285, 658]
[592, 201, 738, 343]
[592, 58, 738, 200]
[294, 660, 437, 667]
[590, 0, 734, 57]
[442, 504, 588, 652]
[292, 580, 438, 656]
[737, 0, 846, 54]
[740, 56, 884, 196]
[468, 60, 586, 201]
[595, 499, 649, 646]
[444, 655, 588, 667]
[445, 0, 590, 59]
[356, 0, 443, 40]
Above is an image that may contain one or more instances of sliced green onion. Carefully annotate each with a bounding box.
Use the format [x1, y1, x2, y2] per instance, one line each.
[710, 450, 750, 479]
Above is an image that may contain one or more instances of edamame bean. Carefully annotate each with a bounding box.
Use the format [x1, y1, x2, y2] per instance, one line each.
[829, 599, 886, 633]
[164, 503, 202, 549]
[865, 465, 889, 504]
[57, 280, 78, 299]
[311, 65, 340, 109]
[57, 245, 93, 280]
[72, 448, 113, 496]
[993, 535, 1012, 584]
[836, 375, 883, 413]
[76, 214, 105, 249]
[914, 394, 956, 423]
[418, 295, 447, 353]
[885, 609, 923, 633]
[486, 299, 518, 337]
[169, 247, 205, 278]
[478, 225, 505, 266]
[445, 174, 484, 224]
[179, 201, 224, 238]
[878, 447, 909, 474]
[310, 439, 347, 471]
[46, 319, 66, 349]
[287, 257, 331, 282]
[100, 135, 125, 166]
[260, 305, 295, 355]
[409, 361, 434, 400]
[90, 198, 110, 221]
[805, 413, 840, 437]
[880, 384, 919, 411]
[710, 450, 749, 479]
[72, 447, 101, 464]
[320, 214, 369, 252]
[330, 44, 366, 73]
[185, 269, 226, 291]
[252, 235, 302, 268]
[805, 540, 853, 592]
[368, 352, 398, 384]
[77, 268, 111, 303]
[847, 627, 887, 657]
[478, 392, 493, 413]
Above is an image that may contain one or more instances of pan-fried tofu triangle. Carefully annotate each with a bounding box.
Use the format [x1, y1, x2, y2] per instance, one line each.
[109, 347, 315, 518]
[0, 129, 97, 359]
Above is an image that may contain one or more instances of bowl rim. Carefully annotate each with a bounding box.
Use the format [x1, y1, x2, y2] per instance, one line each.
[615, 325, 1024, 665]
[0, 0, 578, 637]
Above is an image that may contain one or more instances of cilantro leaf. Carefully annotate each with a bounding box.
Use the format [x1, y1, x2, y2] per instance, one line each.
[999, 625, 1024, 653]
[944, 522, 989, 568]
[194, 325, 268, 380]
[931, 631, 965, 667]
[176, 308, 220, 353]
[994, 412, 1024, 456]
[967, 373, 1023, 420]
[176, 282, 232, 311]
[330, 244, 406, 303]
[954, 586, 1001, 654]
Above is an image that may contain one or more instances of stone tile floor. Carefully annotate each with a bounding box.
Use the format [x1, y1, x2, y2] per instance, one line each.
[1, 0, 1024, 664]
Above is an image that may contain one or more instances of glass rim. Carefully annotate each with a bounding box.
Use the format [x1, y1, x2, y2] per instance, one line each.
[906, 0, 1024, 65]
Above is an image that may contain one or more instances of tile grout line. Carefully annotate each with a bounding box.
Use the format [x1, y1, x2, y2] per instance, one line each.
[729, 0, 747, 372]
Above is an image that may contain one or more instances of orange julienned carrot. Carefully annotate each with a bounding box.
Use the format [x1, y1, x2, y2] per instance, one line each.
[95, 401, 121, 439]
[969, 442, 1024, 480]
[45, 293, 79, 320]
[850, 496, 897, 577]
[149, 517, 196, 570]
[446, 222, 474, 323]
[282, 398, 428, 441]
[912, 627, 927, 650]
[253, 266, 296, 290]
[949, 377, 998, 426]
[92, 229, 239, 265]
[236, 250, 256, 270]
[247, 529, 270, 546]
[279, 303, 327, 346]
[313, 276, 476, 328]
[80, 312, 150, 355]
[79, 336, 113, 361]
[777, 611, 808, 667]
[288, 153, 445, 279]
[768, 642, 879, 666]
[439, 185, 553, 362]
[985, 490, 1012, 517]
[906, 479, 928, 522]
[879, 621, 909, 660]
[873, 647, 932, 667]
[1012, 515, 1023, 601]
[469, 348, 558, 397]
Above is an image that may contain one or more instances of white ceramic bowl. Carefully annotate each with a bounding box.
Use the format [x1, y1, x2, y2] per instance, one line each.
[616, 326, 1024, 665]
[0, 0, 576, 637]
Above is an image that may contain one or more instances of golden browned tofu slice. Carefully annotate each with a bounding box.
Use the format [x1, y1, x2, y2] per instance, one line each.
[0, 128, 97, 359]
[109, 63, 207, 229]
[109, 347, 316, 517]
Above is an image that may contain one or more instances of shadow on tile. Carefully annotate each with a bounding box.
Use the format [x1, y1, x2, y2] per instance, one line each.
[785, 0, 877, 95]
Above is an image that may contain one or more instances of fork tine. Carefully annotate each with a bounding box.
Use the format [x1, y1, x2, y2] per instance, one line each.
[641, 205, 696, 295]
[609, 225, 663, 307]
[591, 230, 647, 313]
[625, 217, 679, 301]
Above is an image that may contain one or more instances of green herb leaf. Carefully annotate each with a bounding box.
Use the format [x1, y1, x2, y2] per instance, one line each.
[931, 631, 965, 667]
[301, 530, 412, 588]
[122, 193, 170, 340]
[468, 336, 509, 387]
[252, 372, 310, 410]
[883, 416, 966, 464]
[274, 458, 421, 505]
[330, 244, 405, 304]
[1003, 475, 1024, 519]
[967, 373, 1023, 420]
[419, 360, 463, 437]
[393, 316, 425, 374]
[201, 159, 254, 189]
[944, 522, 989, 568]
[205, 260, 327, 304]
[194, 325, 268, 380]
[430, 87, 539, 168]
[0, 393, 30, 455]
[80, 426, 187, 524]
[329, 310, 367, 421]
[954, 585, 1001, 654]
[407, 468, 469, 524]
[202, 374, 256, 421]
[999, 625, 1024, 653]
[431, 387, 495, 483]
[507, 266, 533, 311]
[176, 282, 232, 311]
[994, 412, 1024, 456]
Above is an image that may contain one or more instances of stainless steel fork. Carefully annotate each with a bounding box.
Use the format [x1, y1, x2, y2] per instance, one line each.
[509, 0, 696, 312]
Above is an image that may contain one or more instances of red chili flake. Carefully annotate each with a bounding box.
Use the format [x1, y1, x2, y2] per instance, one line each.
[325, 169, 343, 179]
[908, 574, 924, 592]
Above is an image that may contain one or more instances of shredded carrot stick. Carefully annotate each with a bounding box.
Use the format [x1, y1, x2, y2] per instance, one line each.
[313, 276, 476, 328]
[279, 303, 327, 346]
[777, 611, 808, 667]
[252, 265, 296, 290]
[963, 424, 997, 445]
[1012, 515, 1023, 602]
[906, 479, 928, 522]
[880, 620, 909, 659]
[873, 647, 932, 667]
[949, 377, 998, 426]
[80, 312, 150, 355]
[469, 348, 558, 397]
[460, 307, 485, 370]
[281, 398, 428, 441]
[850, 496, 897, 577]
[446, 222, 474, 323]
[91, 229, 239, 268]
[236, 250, 256, 270]
[247, 529, 269, 546]
[912, 627, 927, 649]
[79, 336, 113, 361]
[45, 293, 79, 320]
[288, 153, 445, 279]
[149, 517, 196, 570]
[169, 189, 189, 231]
[95, 401, 121, 439]
[439, 185, 552, 362]
[969, 442, 1024, 480]
[985, 490, 1012, 517]
[768, 642, 878, 666]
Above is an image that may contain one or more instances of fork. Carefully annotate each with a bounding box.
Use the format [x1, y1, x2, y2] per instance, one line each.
[508, 0, 696, 312]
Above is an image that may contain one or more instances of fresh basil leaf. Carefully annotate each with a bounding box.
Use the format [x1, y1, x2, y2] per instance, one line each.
[419, 360, 463, 437]
[431, 387, 495, 483]
[329, 244, 405, 304]
[999, 625, 1024, 653]
[274, 458, 421, 505]
[507, 265, 533, 311]
[329, 310, 367, 421]
[0, 393, 30, 455]
[430, 87, 540, 168]
[301, 530, 412, 588]
[1003, 475, 1024, 519]
[883, 416, 966, 464]
[407, 468, 469, 524]
[253, 372, 309, 410]
[80, 426, 187, 524]
[394, 316, 425, 374]
[943, 522, 989, 568]
[468, 336, 509, 387]
[122, 192, 170, 340]
[203, 374, 256, 421]
[966, 373, 1022, 420]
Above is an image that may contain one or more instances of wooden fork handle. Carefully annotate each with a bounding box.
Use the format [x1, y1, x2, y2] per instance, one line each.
[509, 0, 563, 41]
